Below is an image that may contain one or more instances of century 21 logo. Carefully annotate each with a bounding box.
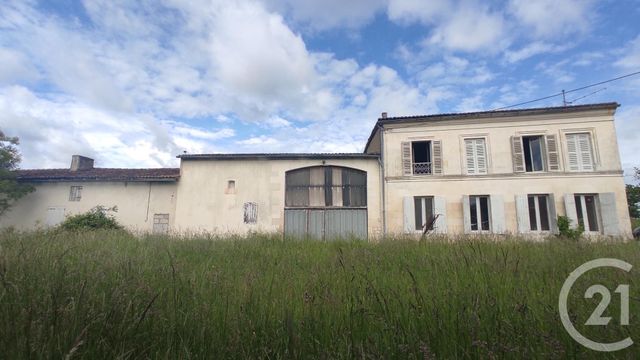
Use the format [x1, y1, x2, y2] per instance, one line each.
[559, 258, 633, 352]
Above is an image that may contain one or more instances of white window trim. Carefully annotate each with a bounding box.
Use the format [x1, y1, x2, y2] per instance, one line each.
[575, 194, 602, 234]
[413, 196, 433, 233]
[462, 137, 489, 175]
[528, 194, 552, 233]
[469, 195, 492, 233]
[459, 134, 491, 175]
[561, 128, 599, 171]
[69, 185, 82, 202]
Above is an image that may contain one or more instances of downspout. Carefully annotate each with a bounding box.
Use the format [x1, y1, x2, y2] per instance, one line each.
[377, 123, 387, 236]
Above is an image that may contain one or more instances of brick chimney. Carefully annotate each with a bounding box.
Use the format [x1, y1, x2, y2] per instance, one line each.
[70, 155, 94, 171]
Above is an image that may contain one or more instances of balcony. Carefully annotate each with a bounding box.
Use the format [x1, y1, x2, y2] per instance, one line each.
[413, 162, 432, 175]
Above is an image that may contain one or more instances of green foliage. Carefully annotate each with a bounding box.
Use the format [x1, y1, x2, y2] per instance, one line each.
[59, 206, 123, 230]
[1, 231, 638, 359]
[0, 130, 35, 216]
[557, 215, 584, 240]
[627, 184, 640, 218]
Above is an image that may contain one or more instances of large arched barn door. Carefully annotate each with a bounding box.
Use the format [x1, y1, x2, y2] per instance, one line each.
[284, 166, 367, 240]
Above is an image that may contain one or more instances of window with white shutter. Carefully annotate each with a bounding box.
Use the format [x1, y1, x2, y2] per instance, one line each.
[69, 186, 82, 201]
[243, 202, 258, 224]
[566, 133, 594, 171]
[464, 138, 487, 175]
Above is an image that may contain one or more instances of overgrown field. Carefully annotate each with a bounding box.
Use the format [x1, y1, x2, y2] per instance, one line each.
[0, 231, 638, 359]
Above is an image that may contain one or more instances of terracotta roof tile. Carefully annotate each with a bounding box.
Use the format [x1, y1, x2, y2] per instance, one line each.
[16, 168, 180, 182]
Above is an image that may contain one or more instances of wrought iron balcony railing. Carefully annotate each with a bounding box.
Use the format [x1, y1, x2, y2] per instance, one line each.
[413, 162, 432, 175]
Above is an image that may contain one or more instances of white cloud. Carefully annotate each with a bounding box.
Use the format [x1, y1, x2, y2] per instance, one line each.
[615, 105, 640, 182]
[615, 35, 640, 69]
[264, 0, 386, 31]
[508, 0, 595, 39]
[426, 3, 507, 53]
[387, 0, 450, 24]
[504, 42, 572, 63]
[236, 135, 280, 146]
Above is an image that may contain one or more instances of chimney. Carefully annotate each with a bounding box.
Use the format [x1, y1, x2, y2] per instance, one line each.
[381, 112, 387, 119]
[70, 155, 94, 171]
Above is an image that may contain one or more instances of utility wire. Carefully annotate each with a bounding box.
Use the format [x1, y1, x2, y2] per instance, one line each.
[492, 70, 640, 110]
[566, 87, 607, 105]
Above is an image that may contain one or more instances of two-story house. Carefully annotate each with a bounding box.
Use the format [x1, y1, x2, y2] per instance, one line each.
[2, 103, 632, 239]
[365, 102, 630, 237]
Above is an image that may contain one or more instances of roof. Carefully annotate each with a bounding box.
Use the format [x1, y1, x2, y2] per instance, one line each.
[177, 153, 380, 160]
[16, 168, 180, 182]
[364, 102, 620, 153]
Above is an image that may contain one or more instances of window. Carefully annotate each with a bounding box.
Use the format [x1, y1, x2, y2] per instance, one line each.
[243, 202, 258, 224]
[69, 186, 82, 201]
[153, 214, 169, 234]
[469, 195, 491, 231]
[522, 136, 545, 172]
[414, 196, 434, 231]
[464, 138, 487, 174]
[401, 140, 443, 176]
[566, 133, 594, 171]
[226, 180, 236, 194]
[285, 167, 366, 207]
[575, 194, 600, 232]
[512, 135, 559, 173]
[412, 141, 432, 175]
[527, 195, 550, 231]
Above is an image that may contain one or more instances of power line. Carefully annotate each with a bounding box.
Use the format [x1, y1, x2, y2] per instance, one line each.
[492, 70, 640, 110]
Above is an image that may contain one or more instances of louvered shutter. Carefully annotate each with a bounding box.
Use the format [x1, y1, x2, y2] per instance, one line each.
[490, 194, 506, 234]
[563, 194, 579, 229]
[599, 192, 619, 236]
[548, 193, 558, 234]
[515, 195, 529, 233]
[401, 142, 412, 176]
[566, 134, 580, 171]
[475, 139, 487, 174]
[578, 134, 594, 171]
[432, 140, 443, 175]
[465, 140, 476, 175]
[465, 139, 488, 175]
[433, 196, 447, 234]
[545, 135, 560, 171]
[462, 195, 471, 234]
[403, 196, 415, 233]
[511, 136, 525, 173]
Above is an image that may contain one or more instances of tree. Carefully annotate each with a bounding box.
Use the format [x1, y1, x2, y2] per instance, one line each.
[627, 184, 640, 218]
[0, 130, 34, 216]
[628, 167, 640, 219]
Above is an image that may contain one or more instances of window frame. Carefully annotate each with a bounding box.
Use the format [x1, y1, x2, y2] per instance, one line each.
[527, 194, 551, 232]
[69, 185, 83, 202]
[284, 166, 367, 208]
[152, 213, 170, 234]
[463, 137, 488, 175]
[564, 132, 596, 172]
[522, 135, 547, 172]
[243, 202, 258, 224]
[413, 196, 435, 231]
[411, 140, 433, 175]
[574, 194, 601, 233]
[468, 195, 491, 232]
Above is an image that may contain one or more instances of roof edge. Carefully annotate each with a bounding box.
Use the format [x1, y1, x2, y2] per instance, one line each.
[364, 102, 619, 152]
[177, 153, 380, 160]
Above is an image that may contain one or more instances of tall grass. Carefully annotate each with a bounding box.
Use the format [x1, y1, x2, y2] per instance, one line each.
[0, 230, 638, 359]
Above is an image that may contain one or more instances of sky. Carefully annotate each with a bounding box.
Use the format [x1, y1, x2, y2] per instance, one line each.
[0, 0, 639, 181]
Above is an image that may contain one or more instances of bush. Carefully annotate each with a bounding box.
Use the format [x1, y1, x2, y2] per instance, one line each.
[556, 215, 583, 240]
[59, 206, 123, 231]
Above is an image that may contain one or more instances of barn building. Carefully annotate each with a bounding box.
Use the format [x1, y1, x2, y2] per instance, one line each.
[2, 103, 633, 239]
